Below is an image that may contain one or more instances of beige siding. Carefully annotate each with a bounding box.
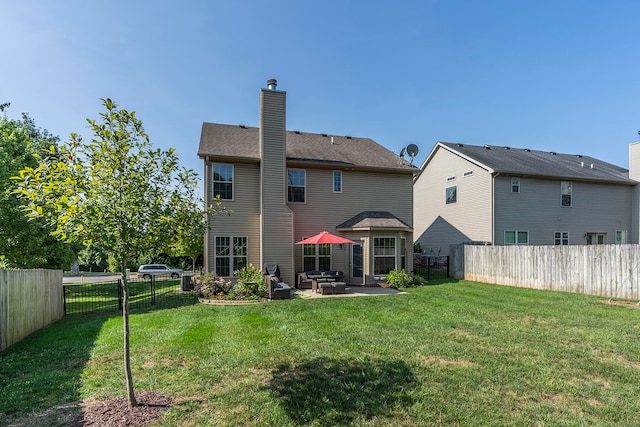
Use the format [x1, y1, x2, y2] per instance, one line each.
[260, 89, 295, 285]
[494, 176, 633, 245]
[288, 168, 413, 282]
[206, 162, 261, 273]
[413, 147, 493, 256]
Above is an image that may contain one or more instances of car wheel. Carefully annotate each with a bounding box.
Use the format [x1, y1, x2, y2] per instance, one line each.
[143, 274, 151, 279]
[171, 273, 179, 279]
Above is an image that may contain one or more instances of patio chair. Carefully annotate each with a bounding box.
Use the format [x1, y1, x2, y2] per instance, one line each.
[263, 263, 293, 300]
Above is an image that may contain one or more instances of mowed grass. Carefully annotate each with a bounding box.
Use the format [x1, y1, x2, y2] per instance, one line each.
[2, 280, 640, 426]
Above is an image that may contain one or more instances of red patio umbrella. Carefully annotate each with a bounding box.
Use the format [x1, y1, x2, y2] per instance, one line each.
[295, 231, 357, 245]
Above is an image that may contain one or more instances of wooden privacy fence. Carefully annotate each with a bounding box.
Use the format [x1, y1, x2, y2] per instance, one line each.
[0, 269, 64, 352]
[450, 244, 640, 300]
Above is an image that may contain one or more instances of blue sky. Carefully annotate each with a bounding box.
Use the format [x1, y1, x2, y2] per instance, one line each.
[3, 0, 640, 183]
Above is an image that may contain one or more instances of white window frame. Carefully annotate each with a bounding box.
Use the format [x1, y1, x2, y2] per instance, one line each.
[554, 231, 569, 245]
[287, 169, 306, 203]
[561, 181, 572, 207]
[615, 230, 628, 244]
[511, 177, 520, 193]
[333, 170, 342, 193]
[213, 163, 234, 200]
[303, 243, 331, 271]
[504, 230, 529, 245]
[215, 236, 248, 277]
[373, 237, 396, 275]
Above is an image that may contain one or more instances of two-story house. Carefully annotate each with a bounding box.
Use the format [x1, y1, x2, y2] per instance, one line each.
[414, 141, 638, 257]
[198, 80, 415, 286]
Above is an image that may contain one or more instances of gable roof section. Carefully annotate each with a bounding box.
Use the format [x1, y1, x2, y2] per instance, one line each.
[420, 141, 635, 185]
[198, 123, 415, 173]
[336, 211, 412, 231]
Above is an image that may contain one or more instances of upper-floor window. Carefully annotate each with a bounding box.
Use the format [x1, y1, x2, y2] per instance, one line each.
[511, 177, 520, 193]
[505, 230, 529, 245]
[446, 186, 457, 204]
[333, 171, 342, 193]
[561, 181, 572, 207]
[287, 169, 306, 203]
[213, 164, 233, 200]
[554, 231, 569, 245]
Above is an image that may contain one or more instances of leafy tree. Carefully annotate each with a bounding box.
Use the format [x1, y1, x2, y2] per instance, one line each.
[13, 98, 217, 409]
[171, 195, 227, 272]
[0, 104, 76, 268]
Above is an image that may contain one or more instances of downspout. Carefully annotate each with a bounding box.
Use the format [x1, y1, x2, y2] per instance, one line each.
[492, 172, 500, 245]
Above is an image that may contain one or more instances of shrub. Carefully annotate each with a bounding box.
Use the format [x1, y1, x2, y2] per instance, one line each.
[234, 264, 268, 299]
[386, 269, 412, 288]
[195, 273, 233, 299]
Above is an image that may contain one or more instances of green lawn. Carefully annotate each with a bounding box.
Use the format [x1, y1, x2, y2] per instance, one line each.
[2, 280, 640, 426]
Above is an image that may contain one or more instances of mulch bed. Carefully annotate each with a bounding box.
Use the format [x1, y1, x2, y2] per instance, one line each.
[7, 391, 173, 427]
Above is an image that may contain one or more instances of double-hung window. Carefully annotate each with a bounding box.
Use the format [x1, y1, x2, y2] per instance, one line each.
[374, 237, 396, 275]
[511, 177, 520, 193]
[561, 181, 572, 207]
[505, 230, 529, 245]
[303, 244, 331, 270]
[333, 171, 342, 193]
[215, 236, 247, 276]
[615, 230, 628, 244]
[288, 169, 306, 203]
[213, 164, 233, 200]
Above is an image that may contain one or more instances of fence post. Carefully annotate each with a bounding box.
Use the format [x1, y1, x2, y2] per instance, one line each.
[63, 285, 68, 315]
[118, 279, 123, 310]
[151, 276, 156, 305]
[446, 256, 450, 278]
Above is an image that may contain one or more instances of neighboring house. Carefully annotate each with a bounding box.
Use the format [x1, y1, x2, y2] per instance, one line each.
[414, 141, 637, 257]
[198, 80, 415, 286]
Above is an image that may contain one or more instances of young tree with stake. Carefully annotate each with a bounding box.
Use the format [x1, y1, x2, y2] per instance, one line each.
[13, 98, 220, 409]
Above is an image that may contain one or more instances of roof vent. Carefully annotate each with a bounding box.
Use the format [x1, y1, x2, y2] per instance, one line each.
[267, 79, 277, 90]
[321, 133, 328, 137]
[550, 152, 557, 155]
[504, 146, 511, 150]
[576, 154, 583, 158]
[524, 148, 531, 152]
[457, 143, 464, 147]
[483, 145, 491, 150]
[239, 124, 247, 129]
[294, 130, 301, 134]
[346, 135, 352, 139]
[591, 163, 594, 169]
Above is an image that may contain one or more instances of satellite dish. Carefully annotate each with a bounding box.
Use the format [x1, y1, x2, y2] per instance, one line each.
[399, 147, 406, 157]
[406, 144, 419, 165]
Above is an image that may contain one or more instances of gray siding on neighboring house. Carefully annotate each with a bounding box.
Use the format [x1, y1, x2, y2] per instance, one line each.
[413, 146, 493, 256]
[288, 168, 413, 282]
[206, 162, 261, 272]
[494, 175, 634, 245]
[260, 88, 295, 285]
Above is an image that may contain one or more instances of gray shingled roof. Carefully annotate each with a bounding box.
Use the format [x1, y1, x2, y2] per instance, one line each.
[336, 211, 412, 231]
[437, 142, 635, 184]
[198, 123, 415, 172]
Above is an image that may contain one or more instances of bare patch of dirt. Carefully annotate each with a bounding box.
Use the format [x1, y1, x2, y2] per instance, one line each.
[6, 391, 173, 427]
[599, 299, 640, 310]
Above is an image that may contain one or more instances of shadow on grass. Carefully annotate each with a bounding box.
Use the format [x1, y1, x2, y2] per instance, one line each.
[0, 315, 106, 425]
[268, 357, 418, 425]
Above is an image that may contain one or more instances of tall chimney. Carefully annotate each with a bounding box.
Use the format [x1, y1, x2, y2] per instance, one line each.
[259, 79, 294, 287]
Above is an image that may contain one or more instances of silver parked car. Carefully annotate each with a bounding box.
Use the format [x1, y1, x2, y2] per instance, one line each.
[137, 264, 183, 279]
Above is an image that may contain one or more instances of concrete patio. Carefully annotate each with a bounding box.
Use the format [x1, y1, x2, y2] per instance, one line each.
[295, 286, 406, 299]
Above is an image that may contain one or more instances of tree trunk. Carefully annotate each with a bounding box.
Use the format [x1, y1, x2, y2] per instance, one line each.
[191, 255, 197, 273]
[121, 258, 137, 409]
